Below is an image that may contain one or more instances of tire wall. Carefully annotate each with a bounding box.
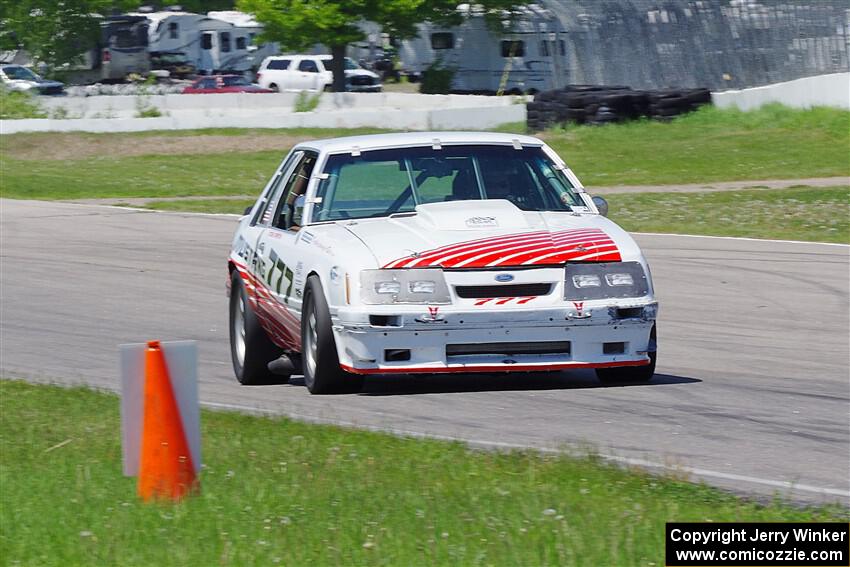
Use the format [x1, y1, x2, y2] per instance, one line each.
[527, 85, 711, 131]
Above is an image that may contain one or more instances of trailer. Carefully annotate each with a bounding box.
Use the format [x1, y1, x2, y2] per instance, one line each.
[398, 4, 569, 94]
[101, 14, 151, 81]
[207, 11, 280, 71]
[129, 9, 257, 75]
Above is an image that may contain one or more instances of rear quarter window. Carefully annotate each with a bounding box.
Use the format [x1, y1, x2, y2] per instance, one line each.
[266, 59, 290, 70]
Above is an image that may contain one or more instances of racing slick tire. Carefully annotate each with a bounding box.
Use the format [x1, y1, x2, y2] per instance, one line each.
[302, 275, 364, 394]
[595, 324, 657, 385]
[229, 271, 285, 385]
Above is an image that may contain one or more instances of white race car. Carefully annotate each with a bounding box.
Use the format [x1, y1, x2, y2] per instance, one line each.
[228, 132, 658, 394]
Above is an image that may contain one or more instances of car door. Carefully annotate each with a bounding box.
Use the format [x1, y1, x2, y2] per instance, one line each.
[296, 58, 321, 91]
[251, 151, 319, 346]
[315, 58, 333, 91]
[204, 77, 220, 93]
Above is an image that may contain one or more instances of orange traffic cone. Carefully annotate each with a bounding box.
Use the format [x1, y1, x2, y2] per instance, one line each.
[138, 341, 198, 501]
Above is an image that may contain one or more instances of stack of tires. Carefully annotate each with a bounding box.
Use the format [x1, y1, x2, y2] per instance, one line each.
[526, 85, 711, 131]
[646, 88, 713, 119]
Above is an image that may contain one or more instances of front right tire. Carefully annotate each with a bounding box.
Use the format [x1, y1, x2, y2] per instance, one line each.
[301, 275, 364, 394]
[229, 270, 285, 385]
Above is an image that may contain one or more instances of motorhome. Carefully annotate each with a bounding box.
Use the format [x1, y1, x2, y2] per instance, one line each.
[101, 14, 151, 81]
[130, 8, 256, 74]
[397, 4, 568, 94]
[207, 11, 279, 70]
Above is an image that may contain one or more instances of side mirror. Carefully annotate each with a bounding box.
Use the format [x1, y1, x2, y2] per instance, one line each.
[592, 195, 609, 217]
[243, 205, 253, 216]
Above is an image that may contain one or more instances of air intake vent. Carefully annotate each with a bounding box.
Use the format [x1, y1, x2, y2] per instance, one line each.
[455, 283, 551, 299]
[447, 341, 570, 357]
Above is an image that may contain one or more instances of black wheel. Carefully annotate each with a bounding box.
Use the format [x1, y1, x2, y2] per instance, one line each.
[596, 324, 657, 385]
[229, 270, 286, 385]
[301, 275, 364, 394]
[269, 83, 280, 93]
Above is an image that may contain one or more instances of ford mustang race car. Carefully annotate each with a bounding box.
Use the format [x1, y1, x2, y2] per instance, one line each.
[228, 132, 658, 394]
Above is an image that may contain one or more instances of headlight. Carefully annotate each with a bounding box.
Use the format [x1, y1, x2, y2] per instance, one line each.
[573, 274, 601, 288]
[408, 280, 436, 294]
[605, 273, 634, 286]
[361, 269, 451, 304]
[375, 281, 401, 295]
[565, 262, 649, 300]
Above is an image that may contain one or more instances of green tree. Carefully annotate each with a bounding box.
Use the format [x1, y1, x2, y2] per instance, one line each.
[0, 0, 108, 71]
[236, 0, 523, 92]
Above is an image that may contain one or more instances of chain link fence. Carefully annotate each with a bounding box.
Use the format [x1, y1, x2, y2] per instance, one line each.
[544, 0, 849, 90]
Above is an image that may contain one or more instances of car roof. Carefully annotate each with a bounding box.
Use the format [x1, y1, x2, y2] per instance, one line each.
[295, 132, 545, 154]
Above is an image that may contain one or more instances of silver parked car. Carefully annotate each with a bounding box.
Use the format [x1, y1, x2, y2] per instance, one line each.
[0, 65, 65, 95]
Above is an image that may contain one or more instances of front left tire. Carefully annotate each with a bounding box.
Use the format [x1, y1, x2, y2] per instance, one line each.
[595, 324, 657, 385]
[229, 270, 285, 385]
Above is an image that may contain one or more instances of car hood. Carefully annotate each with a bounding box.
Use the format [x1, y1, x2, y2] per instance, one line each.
[341, 200, 643, 269]
[8, 78, 63, 87]
[344, 69, 379, 79]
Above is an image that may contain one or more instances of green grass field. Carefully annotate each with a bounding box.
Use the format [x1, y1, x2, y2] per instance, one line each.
[1, 105, 847, 202]
[1, 380, 844, 566]
[539, 105, 850, 185]
[608, 186, 850, 244]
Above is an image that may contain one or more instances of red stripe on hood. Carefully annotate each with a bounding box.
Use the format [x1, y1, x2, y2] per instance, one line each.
[382, 228, 621, 268]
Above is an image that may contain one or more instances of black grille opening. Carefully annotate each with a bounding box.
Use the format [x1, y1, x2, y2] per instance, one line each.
[603, 342, 626, 355]
[370, 315, 402, 327]
[447, 341, 570, 357]
[455, 283, 552, 299]
[385, 349, 411, 362]
[614, 307, 643, 319]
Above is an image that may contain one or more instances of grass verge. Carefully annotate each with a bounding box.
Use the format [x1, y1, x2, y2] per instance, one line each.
[539, 104, 850, 185]
[0, 89, 45, 119]
[608, 186, 849, 244]
[141, 198, 256, 214]
[138, 186, 850, 244]
[0, 105, 847, 201]
[1, 379, 845, 566]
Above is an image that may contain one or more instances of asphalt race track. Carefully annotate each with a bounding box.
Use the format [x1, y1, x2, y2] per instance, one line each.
[1, 199, 848, 505]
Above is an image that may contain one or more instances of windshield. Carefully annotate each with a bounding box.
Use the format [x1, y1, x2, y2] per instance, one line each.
[311, 145, 583, 222]
[344, 57, 360, 70]
[3, 66, 39, 81]
[223, 76, 249, 86]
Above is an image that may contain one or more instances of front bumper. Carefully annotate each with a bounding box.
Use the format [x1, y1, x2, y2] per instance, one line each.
[333, 304, 655, 375]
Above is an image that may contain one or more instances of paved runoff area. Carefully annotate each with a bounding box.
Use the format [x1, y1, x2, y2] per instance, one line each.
[1, 199, 847, 505]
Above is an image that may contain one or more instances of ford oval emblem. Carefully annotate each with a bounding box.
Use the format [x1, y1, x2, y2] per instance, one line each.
[495, 274, 515, 282]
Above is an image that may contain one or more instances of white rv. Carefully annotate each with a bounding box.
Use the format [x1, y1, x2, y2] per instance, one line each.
[130, 9, 258, 74]
[207, 10, 279, 70]
[398, 4, 569, 94]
